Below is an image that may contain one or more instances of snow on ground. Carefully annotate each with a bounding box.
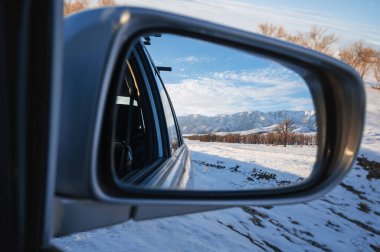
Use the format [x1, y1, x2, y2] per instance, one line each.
[361, 84, 380, 161]
[53, 85, 380, 251]
[189, 141, 315, 190]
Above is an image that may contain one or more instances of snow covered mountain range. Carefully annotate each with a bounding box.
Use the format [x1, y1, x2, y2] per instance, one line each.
[177, 110, 316, 134]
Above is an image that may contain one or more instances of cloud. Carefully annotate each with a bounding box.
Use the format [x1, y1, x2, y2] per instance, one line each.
[211, 67, 305, 88]
[165, 66, 314, 116]
[176, 56, 213, 63]
[121, 0, 380, 48]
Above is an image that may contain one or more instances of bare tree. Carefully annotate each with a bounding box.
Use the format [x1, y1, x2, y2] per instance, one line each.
[185, 131, 316, 146]
[274, 119, 295, 147]
[257, 23, 380, 84]
[258, 23, 278, 37]
[296, 26, 338, 56]
[339, 42, 376, 79]
[97, 0, 116, 6]
[64, 0, 90, 16]
[64, 0, 117, 16]
[258, 23, 290, 39]
[257, 23, 338, 56]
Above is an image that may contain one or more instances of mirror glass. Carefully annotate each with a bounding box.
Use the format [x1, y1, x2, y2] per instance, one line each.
[111, 33, 317, 191]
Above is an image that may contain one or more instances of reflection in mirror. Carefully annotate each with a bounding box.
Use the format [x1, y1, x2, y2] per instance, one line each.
[111, 33, 317, 191]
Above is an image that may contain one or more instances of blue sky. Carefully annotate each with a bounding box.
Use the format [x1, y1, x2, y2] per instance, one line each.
[146, 34, 313, 116]
[242, 0, 379, 28]
[124, 0, 380, 48]
[122, 0, 379, 115]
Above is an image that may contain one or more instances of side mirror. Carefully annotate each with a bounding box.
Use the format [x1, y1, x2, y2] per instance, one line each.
[56, 7, 365, 236]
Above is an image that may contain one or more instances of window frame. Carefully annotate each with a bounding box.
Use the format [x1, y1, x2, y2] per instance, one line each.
[108, 47, 166, 186]
[108, 40, 188, 188]
[112, 52, 157, 180]
[141, 43, 184, 151]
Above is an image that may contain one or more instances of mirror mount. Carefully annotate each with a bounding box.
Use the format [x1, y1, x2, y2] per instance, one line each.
[156, 66, 172, 72]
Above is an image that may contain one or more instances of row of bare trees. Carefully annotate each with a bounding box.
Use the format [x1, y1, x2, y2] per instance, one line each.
[258, 24, 338, 56]
[185, 132, 317, 147]
[258, 23, 380, 88]
[64, 0, 116, 16]
[186, 119, 317, 147]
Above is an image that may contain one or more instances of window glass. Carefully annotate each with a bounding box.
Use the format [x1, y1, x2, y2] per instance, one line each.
[142, 44, 181, 154]
[156, 74, 179, 154]
[112, 56, 152, 180]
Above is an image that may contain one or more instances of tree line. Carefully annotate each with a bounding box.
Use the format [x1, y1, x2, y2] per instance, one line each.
[185, 119, 316, 147]
[185, 132, 317, 146]
[258, 23, 380, 88]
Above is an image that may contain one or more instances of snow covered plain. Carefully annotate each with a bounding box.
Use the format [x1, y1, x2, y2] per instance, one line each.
[189, 141, 315, 190]
[53, 85, 380, 251]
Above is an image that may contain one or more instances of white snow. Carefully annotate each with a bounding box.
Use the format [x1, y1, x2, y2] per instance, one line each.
[361, 84, 380, 161]
[189, 141, 316, 190]
[52, 85, 380, 251]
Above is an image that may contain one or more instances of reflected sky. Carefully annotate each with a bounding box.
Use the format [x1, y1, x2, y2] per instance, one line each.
[145, 34, 314, 116]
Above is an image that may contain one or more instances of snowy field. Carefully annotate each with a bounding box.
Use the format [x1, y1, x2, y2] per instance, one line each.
[53, 85, 380, 251]
[189, 141, 316, 190]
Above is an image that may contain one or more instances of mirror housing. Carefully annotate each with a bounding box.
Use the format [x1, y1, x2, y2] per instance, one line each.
[56, 7, 365, 236]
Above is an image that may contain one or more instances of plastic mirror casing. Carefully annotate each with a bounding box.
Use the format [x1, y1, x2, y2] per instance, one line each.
[55, 7, 365, 236]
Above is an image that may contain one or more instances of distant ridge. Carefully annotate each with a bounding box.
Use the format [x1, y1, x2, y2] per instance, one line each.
[177, 110, 316, 134]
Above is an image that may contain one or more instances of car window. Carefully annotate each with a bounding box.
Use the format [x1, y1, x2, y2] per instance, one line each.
[156, 72, 180, 154]
[112, 51, 157, 180]
[140, 44, 182, 155]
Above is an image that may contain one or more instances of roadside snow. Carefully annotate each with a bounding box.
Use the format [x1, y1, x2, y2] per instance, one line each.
[53, 85, 380, 251]
[361, 84, 380, 161]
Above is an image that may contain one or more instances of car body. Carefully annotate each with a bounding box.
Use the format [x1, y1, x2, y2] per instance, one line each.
[111, 39, 193, 189]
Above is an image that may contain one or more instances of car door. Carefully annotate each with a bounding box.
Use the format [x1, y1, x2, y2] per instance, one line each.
[0, 1, 63, 251]
[124, 41, 193, 189]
